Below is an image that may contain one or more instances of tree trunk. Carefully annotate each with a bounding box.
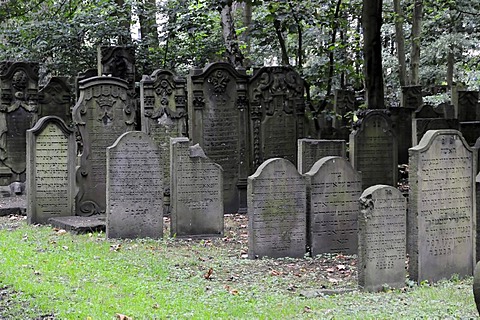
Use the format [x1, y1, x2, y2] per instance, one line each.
[362, 0, 385, 109]
[220, 0, 244, 67]
[410, 0, 423, 85]
[393, 0, 407, 86]
[273, 18, 290, 65]
[446, 47, 454, 88]
[139, 0, 158, 74]
[114, 0, 132, 45]
[287, 0, 303, 69]
[242, 0, 252, 68]
[326, 0, 342, 98]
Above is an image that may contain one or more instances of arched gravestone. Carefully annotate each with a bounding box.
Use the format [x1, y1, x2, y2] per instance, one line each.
[305, 156, 362, 255]
[249, 66, 306, 170]
[0, 61, 40, 184]
[409, 129, 476, 283]
[38, 77, 73, 123]
[26, 116, 75, 224]
[358, 185, 406, 292]
[248, 158, 306, 259]
[140, 69, 187, 205]
[73, 77, 135, 216]
[106, 131, 163, 239]
[349, 110, 398, 190]
[188, 62, 249, 214]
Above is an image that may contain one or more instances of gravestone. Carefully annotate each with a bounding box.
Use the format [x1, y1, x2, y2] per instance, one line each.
[170, 138, 224, 238]
[456, 90, 479, 122]
[409, 129, 476, 283]
[332, 89, 355, 140]
[249, 66, 306, 169]
[459, 121, 480, 146]
[248, 158, 306, 259]
[26, 116, 75, 224]
[477, 172, 480, 262]
[188, 62, 249, 214]
[349, 110, 397, 189]
[106, 131, 163, 239]
[0, 61, 40, 184]
[389, 107, 414, 164]
[73, 77, 135, 216]
[412, 104, 459, 146]
[38, 77, 73, 123]
[297, 139, 346, 174]
[401, 85, 423, 109]
[99, 46, 136, 92]
[358, 185, 407, 292]
[141, 69, 187, 208]
[474, 261, 480, 314]
[305, 156, 362, 255]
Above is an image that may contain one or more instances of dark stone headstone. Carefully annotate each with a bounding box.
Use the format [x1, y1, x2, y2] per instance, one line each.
[409, 129, 476, 283]
[305, 156, 362, 255]
[473, 261, 480, 314]
[297, 138, 346, 174]
[72, 77, 136, 216]
[48, 215, 106, 234]
[99, 46, 136, 92]
[401, 86, 423, 109]
[38, 77, 73, 123]
[26, 116, 75, 224]
[412, 104, 460, 146]
[389, 107, 414, 164]
[358, 185, 407, 292]
[459, 121, 480, 146]
[332, 89, 355, 140]
[248, 158, 306, 259]
[106, 131, 163, 239]
[456, 90, 479, 122]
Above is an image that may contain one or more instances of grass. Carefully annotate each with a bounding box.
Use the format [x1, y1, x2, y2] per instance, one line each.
[0, 217, 478, 319]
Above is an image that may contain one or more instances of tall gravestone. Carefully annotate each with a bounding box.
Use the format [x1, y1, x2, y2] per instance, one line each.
[38, 76, 73, 123]
[297, 138, 346, 174]
[141, 69, 187, 207]
[73, 77, 135, 216]
[456, 90, 478, 122]
[349, 110, 397, 189]
[305, 156, 362, 255]
[170, 138, 224, 238]
[358, 185, 407, 292]
[188, 62, 249, 214]
[0, 61, 40, 185]
[409, 129, 476, 283]
[332, 89, 355, 141]
[412, 104, 459, 146]
[248, 158, 306, 259]
[249, 66, 306, 170]
[99, 46, 136, 92]
[26, 116, 75, 224]
[106, 131, 163, 239]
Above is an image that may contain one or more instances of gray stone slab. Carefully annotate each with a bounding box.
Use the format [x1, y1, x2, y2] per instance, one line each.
[297, 139, 346, 174]
[170, 138, 224, 238]
[48, 215, 106, 234]
[358, 185, 407, 292]
[409, 129, 476, 283]
[305, 156, 362, 255]
[106, 131, 163, 239]
[248, 158, 306, 259]
[473, 261, 480, 314]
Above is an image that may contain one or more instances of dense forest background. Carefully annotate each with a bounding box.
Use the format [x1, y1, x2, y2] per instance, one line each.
[1, 0, 479, 107]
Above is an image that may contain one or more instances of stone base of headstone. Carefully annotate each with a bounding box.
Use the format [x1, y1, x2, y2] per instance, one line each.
[0, 195, 26, 216]
[48, 215, 106, 234]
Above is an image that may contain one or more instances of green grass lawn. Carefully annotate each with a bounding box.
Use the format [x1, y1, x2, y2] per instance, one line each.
[0, 218, 478, 319]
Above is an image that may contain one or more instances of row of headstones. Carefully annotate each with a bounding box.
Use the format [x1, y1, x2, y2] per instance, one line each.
[249, 129, 476, 292]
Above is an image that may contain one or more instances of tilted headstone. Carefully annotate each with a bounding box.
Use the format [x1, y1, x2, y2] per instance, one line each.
[170, 138, 224, 238]
[141, 69, 187, 207]
[249, 66, 306, 169]
[349, 110, 397, 189]
[26, 116, 75, 224]
[412, 104, 459, 146]
[106, 131, 163, 239]
[248, 158, 306, 258]
[38, 76, 73, 123]
[188, 62, 249, 214]
[409, 130, 476, 283]
[297, 139, 346, 174]
[358, 185, 407, 292]
[99, 46, 136, 92]
[73, 77, 135, 216]
[305, 156, 362, 255]
[0, 61, 40, 184]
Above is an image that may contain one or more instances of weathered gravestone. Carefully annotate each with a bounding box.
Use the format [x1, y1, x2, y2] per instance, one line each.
[477, 172, 480, 262]
[297, 138, 346, 174]
[349, 110, 397, 190]
[106, 131, 163, 239]
[141, 69, 187, 209]
[248, 158, 306, 258]
[401, 85, 423, 109]
[73, 77, 135, 216]
[305, 156, 362, 255]
[249, 66, 306, 169]
[170, 137, 224, 238]
[332, 89, 355, 141]
[26, 116, 75, 224]
[358, 185, 406, 292]
[38, 77, 73, 123]
[455, 90, 479, 122]
[409, 129, 476, 283]
[99, 46, 136, 92]
[412, 104, 459, 146]
[188, 62, 249, 214]
[389, 107, 414, 165]
[473, 261, 480, 314]
[0, 61, 40, 185]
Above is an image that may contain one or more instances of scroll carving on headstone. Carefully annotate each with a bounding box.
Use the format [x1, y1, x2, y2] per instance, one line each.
[99, 46, 136, 92]
[73, 76, 135, 216]
[38, 76, 73, 123]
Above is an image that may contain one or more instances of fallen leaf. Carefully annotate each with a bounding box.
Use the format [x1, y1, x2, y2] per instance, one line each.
[115, 313, 132, 320]
[326, 267, 335, 273]
[336, 264, 346, 271]
[204, 267, 213, 280]
[56, 229, 67, 235]
[270, 270, 281, 276]
[303, 305, 312, 313]
[152, 303, 160, 309]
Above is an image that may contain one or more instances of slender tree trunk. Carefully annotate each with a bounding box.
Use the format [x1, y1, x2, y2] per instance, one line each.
[287, 0, 303, 69]
[242, 0, 252, 68]
[446, 47, 454, 88]
[220, 0, 244, 67]
[393, 0, 407, 86]
[326, 0, 342, 98]
[362, 0, 385, 109]
[410, 0, 423, 85]
[139, 0, 158, 73]
[114, 0, 132, 45]
[273, 18, 289, 65]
